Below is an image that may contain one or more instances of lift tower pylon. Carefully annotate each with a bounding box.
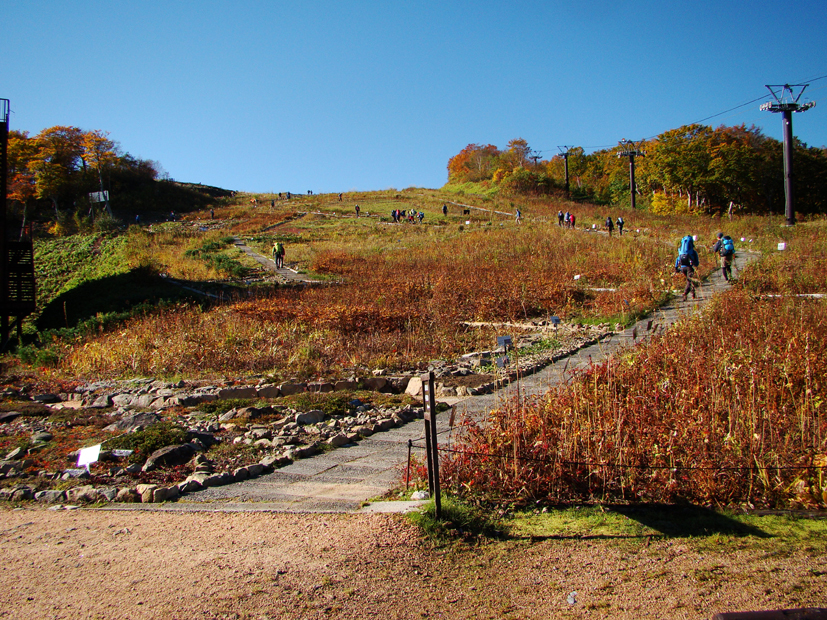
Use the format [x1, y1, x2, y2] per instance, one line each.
[760, 84, 816, 226]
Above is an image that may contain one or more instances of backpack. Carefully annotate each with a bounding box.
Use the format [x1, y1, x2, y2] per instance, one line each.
[721, 236, 735, 256]
[678, 235, 694, 267]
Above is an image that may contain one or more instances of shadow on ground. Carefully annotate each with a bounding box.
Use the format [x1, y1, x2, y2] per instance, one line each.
[606, 503, 770, 538]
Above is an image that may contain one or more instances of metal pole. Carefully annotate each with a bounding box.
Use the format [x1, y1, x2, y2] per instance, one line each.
[1, 100, 9, 347]
[782, 109, 795, 226]
[406, 439, 412, 490]
[563, 153, 570, 195]
[629, 153, 637, 210]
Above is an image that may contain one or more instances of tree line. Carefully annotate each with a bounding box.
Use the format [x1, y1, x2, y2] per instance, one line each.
[446, 124, 827, 215]
[5, 126, 227, 234]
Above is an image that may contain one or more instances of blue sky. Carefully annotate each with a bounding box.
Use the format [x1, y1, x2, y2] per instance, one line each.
[3, 1, 825, 193]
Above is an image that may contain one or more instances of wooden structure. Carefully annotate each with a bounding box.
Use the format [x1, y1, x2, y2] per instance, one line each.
[0, 99, 36, 347]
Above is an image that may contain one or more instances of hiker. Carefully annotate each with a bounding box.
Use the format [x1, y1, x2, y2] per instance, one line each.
[675, 235, 700, 301]
[711, 232, 735, 282]
[338, 193, 343, 201]
[570, 213, 575, 229]
[515, 208, 522, 224]
[442, 204, 448, 217]
[564, 211, 571, 228]
[616, 216, 624, 235]
[418, 211, 424, 223]
[355, 204, 360, 217]
[210, 208, 214, 219]
[273, 241, 285, 269]
[558, 211, 564, 226]
[606, 216, 614, 237]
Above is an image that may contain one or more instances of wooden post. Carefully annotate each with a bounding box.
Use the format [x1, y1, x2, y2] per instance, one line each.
[422, 371, 441, 519]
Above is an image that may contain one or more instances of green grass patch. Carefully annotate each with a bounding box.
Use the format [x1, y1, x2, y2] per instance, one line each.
[407, 494, 504, 542]
[105, 421, 189, 463]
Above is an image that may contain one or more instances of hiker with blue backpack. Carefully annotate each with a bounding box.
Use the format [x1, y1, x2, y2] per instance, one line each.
[711, 232, 735, 282]
[675, 235, 700, 301]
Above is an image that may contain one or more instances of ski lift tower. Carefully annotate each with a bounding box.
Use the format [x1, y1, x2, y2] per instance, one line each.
[0, 99, 36, 348]
[760, 84, 816, 226]
[617, 139, 645, 209]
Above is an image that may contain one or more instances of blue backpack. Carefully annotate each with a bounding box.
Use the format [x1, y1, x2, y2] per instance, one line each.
[678, 235, 695, 267]
[721, 236, 735, 256]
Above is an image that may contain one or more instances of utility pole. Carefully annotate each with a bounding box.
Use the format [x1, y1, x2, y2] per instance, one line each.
[617, 139, 645, 209]
[760, 84, 816, 226]
[557, 146, 573, 196]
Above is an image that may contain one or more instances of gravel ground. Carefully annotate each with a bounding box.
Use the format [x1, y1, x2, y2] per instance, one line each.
[1, 507, 825, 620]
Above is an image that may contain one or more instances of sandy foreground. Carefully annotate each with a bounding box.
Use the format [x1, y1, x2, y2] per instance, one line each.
[0, 507, 824, 620]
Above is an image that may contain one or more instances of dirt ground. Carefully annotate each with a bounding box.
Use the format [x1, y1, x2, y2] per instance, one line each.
[0, 508, 825, 620]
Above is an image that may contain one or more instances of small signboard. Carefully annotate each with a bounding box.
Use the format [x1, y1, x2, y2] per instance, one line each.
[89, 191, 109, 203]
[497, 335, 512, 350]
[77, 444, 101, 470]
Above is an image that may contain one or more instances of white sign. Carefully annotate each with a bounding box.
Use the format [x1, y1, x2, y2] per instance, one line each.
[89, 191, 109, 203]
[77, 444, 101, 470]
[778, 242, 786, 251]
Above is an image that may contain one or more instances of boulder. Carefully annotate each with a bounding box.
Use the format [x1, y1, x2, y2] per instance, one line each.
[31, 431, 54, 443]
[327, 433, 350, 448]
[10, 485, 35, 501]
[66, 485, 100, 503]
[142, 443, 197, 472]
[136, 484, 158, 503]
[307, 382, 334, 393]
[89, 394, 113, 409]
[246, 464, 265, 477]
[256, 385, 281, 399]
[35, 489, 66, 503]
[277, 382, 306, 396]
[104, 412, 161, 433]
[405, 376, 423, 397]
[115, 488, 141, 503]
[33, 393, 61, 404]
[334, 380, 359, 391]
[362, 377, 387, 391]
[218, 386, 257, 400]
[296, 410, 325, 425]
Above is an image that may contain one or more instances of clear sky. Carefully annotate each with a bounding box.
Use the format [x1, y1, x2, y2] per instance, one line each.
[3, 1, 825, 193]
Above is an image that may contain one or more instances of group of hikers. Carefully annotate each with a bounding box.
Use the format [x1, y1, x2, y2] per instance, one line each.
[557, 210, 577, 228]
[391, 209, 425, 223]
[675, 232, 736, 301]
[605, 216, 624, 236]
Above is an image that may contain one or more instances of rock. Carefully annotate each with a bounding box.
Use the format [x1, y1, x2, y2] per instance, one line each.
[111, 394, 135, 407]
[142, 443, 197, 472]
[405, 376, 424, 397]
[103, 412, 161, 433]
[136, 484, 158, 503]
[31, 431, 53, 443]
[33, 393, 61, 404]
[66, 485, 100, 503]
[411, 490, 429, 500]
[293, 444, 319, 459]
[217, 386, 257, 400]
[352, 425, 373, 437]
[183, 393, 218, 407]
[307, 382, 334, 393]
[327, 433, 350, 448]
[115, 488, 140, 503]
[61, 468, 90, 480]
[375, 418, 395, 432]
[253, 439, 273, 449]
[296, 410, 325, 425]
[232, 467, 250, 481]
[277, 382, 306, 396]
[386, 377, 411, 393]
[186, 430, 218, 448]
[0, 411, 22, 423]
[5, 447, 24, 461]
[334, 380, 359, 391]
[260, 454, 291, 468]
[256, 385, 281, 398]
[246, 464, 265, 477]
[10, 485, 34, 501]
[89, 394, 113, 409]
[35, 490, 66, 503]
[125, 463, 142, 474]
[363, 377, 388, 391]
[98, 487, 118, 501]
